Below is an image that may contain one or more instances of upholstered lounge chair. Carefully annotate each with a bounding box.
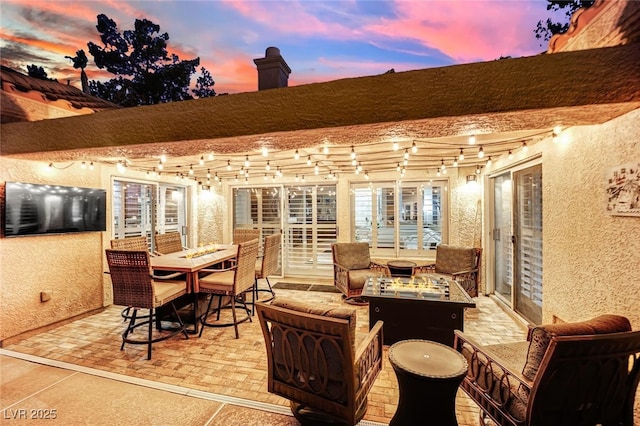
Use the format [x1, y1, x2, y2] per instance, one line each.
[256, 298, 384, 425]
[454, 314, 640, 426]
[415, 244, 481, 297]
[331, 242, 388, 304]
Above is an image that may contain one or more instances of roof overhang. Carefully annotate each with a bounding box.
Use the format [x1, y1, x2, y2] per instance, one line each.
[1, 43, 639, 176]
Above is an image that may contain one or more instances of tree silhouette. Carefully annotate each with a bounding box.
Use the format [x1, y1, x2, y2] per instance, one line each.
[65, 49, 89, 93]
[26, 64, 53, 80]
[535, 0, 595, 44]
[84, 14, 215, 107]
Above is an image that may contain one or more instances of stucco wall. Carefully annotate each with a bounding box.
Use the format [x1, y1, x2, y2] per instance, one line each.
[542, 109, 640, 327]
[0, 158, 106, 342]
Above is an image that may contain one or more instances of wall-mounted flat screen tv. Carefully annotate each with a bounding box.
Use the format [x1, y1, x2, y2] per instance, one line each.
[3, 182, 107, 237]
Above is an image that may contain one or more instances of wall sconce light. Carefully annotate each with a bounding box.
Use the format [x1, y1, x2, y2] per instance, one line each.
[466, 175, 477, 184]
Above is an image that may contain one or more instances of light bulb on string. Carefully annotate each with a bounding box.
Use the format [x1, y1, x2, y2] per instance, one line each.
[487, 156, 493, 166]
[244, 155, 250, 167]
[522, 141, 528, 154]
[206, 169, 211, 178]
[160, 154, 167, 163]
[453, 158, 458, 167]
[404, 149, 409, 160]
[411, 141, 418, 154]
[227, 160, 232, 171]
[459, 148, 464, 161]
[89, 162, 94, 170]
[478, 146, 485, 158]
[468, 135, 476, 145]
[294, 149, 300, 160]
[392, 141, 399, 151]
[307, 155, 312, 166]
[262, 147, 268, 157]
[266, 161, 271, 171]
[350, 146, 356, 160]
[208, 152, 214, 161]
[440, 159, 446, 171]
[508, 150, 514, 160]
[199, 156, 204, 166]
[157, 161, 163, 171]
[189, 164, 194, 175]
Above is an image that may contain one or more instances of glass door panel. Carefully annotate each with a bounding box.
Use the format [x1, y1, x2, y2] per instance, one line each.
[514, 165, 543, 324]
[284, 185, 336, 276]
[493, 173, 513, 303]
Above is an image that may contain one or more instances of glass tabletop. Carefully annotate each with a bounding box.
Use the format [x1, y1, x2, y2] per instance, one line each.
[362, 274, 475, 307]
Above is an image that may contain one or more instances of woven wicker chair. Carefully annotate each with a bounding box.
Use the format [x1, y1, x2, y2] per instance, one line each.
[110, 236, 151, 252]
[454, 314, 640, 426]
[415, 244, 481, 297]
[233, 228, 261, 244]
[154, 232, 185, 255]
[105, 249, 189, 360]
[198, 238, 260, 339]
[252, 232, 281, 310]
[256, 297, 384, 425]
[331, 242, 388, 305]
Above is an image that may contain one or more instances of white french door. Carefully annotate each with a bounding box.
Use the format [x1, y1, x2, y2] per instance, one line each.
[112, 179, 188, 249]
[491, 162, 543, 324]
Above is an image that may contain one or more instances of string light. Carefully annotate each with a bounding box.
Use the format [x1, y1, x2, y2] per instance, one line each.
[227, 160, 232, 171]
[89, 162, 94, 170]
[262, 147, 269, 157]
[294, 149, 299, 160]
[208, 152, 214, 161]
[478, 146, 485, 159]
[244, 155, 250, 167]
[357, 162, 363, 172]
[160, 154, 167, 163]
[189, 164, 194, 175]
[350, 146, 356, 160]
[468, 135, 476, 145]
[453, 158, 458, 167]
[266, 160, 271, 171]
[522, 141, 528, 154]
[404, 149, 409, 160]
[440, 159, 446, 171]
[487, 156, 493, 166]
[307, 155, 312, 166]
[397, 163, 401, 172]
[411, 141, 418, 154]
[206, 169, 211, 178]
[392, 141, 399, 151]
[80, 161, 86, 169]
[199, 156, 204, 165]
[459, 148, 464, 161]
[214, 172, 219, 181]
[157, 161, 163, 171]
[508, 150, 514, 160]
[315, 162, 319, 175]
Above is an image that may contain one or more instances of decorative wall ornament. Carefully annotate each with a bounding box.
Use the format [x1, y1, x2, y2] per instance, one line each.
[606, 161, 640, 217]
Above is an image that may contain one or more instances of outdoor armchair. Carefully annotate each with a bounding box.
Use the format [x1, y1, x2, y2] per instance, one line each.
[331, 242, 388, 304]
[256, 297, 384, 425]
[415, 244, 481, 297]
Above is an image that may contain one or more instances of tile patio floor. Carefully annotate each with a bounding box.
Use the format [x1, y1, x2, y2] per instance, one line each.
[1, 283, 528, 425]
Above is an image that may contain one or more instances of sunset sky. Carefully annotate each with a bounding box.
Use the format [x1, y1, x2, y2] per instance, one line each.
[0, 0, 557, 94]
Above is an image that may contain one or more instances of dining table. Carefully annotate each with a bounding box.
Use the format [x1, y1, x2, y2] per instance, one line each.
[151, 244, 238, 333]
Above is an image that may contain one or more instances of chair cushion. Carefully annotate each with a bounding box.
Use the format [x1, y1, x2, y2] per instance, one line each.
[435, 244, 477, 274]
[346, 269, 376, 290]
[152, 280, 187, 306]
[271, 297, 357, 353]
[333, 242, 371, 270]
[199, 270, 235, 293]
[522, 314, 631, 380]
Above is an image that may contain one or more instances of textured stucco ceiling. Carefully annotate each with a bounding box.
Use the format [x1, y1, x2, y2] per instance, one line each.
[1, 43, 639, 180]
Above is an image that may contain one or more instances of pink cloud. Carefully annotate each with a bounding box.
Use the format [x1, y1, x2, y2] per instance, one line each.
[366, 1, 542, 62]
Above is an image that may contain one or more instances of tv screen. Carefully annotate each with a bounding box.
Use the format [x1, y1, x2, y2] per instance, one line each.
[3, 182, 107, 237]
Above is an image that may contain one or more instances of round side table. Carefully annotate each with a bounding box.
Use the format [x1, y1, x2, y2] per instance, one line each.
[389, 339, 468, 426]
[387, 260, 417, 277]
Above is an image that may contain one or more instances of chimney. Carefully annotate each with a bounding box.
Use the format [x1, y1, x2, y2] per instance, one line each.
[253, 46, 291, 91]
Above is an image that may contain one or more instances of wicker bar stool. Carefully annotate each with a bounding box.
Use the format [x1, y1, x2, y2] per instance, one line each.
[105, 249, 189, 360]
